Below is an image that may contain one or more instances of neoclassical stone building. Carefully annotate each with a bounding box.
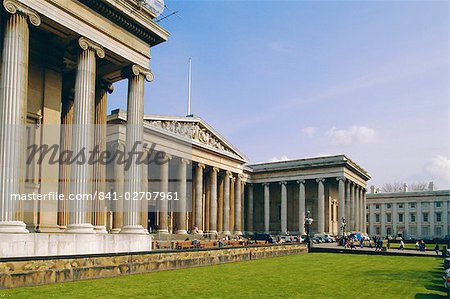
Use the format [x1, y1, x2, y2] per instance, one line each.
[366, 188, 450, 239]
[0, 0, 168, 256]
[0, 0, 369, 258]
[107, 110, 371, 237]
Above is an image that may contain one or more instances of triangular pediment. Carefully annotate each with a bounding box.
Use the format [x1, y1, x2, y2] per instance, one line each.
[143, 115, 248, 162]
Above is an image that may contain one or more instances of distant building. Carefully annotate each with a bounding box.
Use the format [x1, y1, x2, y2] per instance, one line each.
[366, 185, 450, 239]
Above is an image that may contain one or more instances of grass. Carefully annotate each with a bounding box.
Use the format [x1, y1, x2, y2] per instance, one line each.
[0, 253, 447, 298]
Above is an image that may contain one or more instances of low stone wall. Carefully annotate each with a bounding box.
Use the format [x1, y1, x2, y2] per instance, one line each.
[0, 244, 307, 289]
[0, 234, 152, 257]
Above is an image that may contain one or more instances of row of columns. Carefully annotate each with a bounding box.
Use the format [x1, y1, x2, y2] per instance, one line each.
[0, 0, 155, 234]
[249, 178, 367, 235]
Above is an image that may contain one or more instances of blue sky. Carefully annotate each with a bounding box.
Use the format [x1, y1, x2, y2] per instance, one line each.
[108, 0, 450, 189]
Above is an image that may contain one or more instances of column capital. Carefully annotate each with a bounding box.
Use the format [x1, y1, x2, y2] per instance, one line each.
[212, 167, 220, 173]
[123, 64, 154, 82]
[262, 182, 270, 187]
[297, 179, 306, 185]
[180, 157, 190, 165]
[3, 0, 41, 26]
[78, 37, 105, 58]
[225, 171, 233, 178]
[163, 153, 172, 161]
[197, 162, 205, 169]
[279, 181, 287, 185]
[336, 176, 346, 182]
[316, 178, 325, 183]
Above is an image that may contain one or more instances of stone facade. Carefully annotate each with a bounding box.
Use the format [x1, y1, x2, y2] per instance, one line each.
[0, 244, 307, 289]
[366, 189, 450, 239]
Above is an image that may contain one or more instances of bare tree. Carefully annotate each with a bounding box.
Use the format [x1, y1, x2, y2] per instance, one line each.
[381, 182, 403, 193]
[380, 181, 429, 193]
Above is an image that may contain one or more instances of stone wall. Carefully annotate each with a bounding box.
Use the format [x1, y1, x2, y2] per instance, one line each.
[0, 244, 307, 289]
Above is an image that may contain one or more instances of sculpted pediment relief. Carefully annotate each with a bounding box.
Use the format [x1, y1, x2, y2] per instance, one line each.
[145, 119, 244, 160]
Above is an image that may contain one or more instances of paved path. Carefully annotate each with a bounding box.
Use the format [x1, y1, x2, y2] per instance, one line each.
[313, 243, 441, 257]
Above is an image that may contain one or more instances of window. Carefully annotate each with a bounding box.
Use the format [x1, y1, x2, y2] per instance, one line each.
[436, 212, 442, 222]
[398, 204, 403, 209]
[387, 204, 392, 209]
[423, 213, 429, 223]
[376, 227, 380, 235]
[375, 214, 380, 223]
[366, 214, 369, 223]
[410, 213, 416, 222]
[386, 213, 392, 223]
[398, 213, 404, 223]
[375, 204, 380, 210]
[435, 202, 442, 208]
[435, 226, 442, 237]
[410, 203, 416, 209]
[387, 227, 392, 235]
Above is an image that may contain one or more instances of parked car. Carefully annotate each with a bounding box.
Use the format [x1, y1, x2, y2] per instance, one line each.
[253, 233, 276, 244]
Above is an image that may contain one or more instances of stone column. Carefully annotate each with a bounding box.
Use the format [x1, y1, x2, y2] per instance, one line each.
[111, 141, 125, 233]
[404, 200, 409, 237]
[246, 184, 254, 234]
[337, 177, 345, 235]
[194, 163, 205, 234]
[176, 158, 189, 234]
[233, 174, 243, 235]
[359, 187, 367, 233]
[222, 171, 231, 235]
[416, 201, 422, 237]
[58, 84, 74, 228]
[429, 201, 435, 238]
[263, 183, 270, 233]
[66, 37, 104, 234]
[92, 82, 113, 234]
[345, 181, 351, 228]
[140, 148, 149, 231]
[316, 178, 325, 234]
[350, 183, 356, 231]
[297, 180, 306, 235]
[442, 201, 448, 237]
[120, 65, 152, 234]
[369, 204, 375, 236]
[362, 189, 367, 233]
[280, 181, 287, 234]
[0, 1, 41, 233]
[157, 154, 171, 234]
[208, 167, 219, 233]
[355, 185, 360, 231]
[380, 203, 386, 236]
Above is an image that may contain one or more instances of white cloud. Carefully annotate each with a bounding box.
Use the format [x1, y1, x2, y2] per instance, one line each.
[424, 155, 450, 189]
[267, 155, 290, 163]
[326, 125, 376, 145]
[301, 126, 317, 138]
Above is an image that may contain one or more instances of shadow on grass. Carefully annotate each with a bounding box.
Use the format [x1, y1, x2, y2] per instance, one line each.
[415, 263, 448, 299]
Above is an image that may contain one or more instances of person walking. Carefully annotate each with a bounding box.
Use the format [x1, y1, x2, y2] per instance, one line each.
[399, 239, 405, 250]
[434, 243, 439, 255]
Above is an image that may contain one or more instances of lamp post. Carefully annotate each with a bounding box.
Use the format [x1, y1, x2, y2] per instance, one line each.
[304, 210, 314, 252]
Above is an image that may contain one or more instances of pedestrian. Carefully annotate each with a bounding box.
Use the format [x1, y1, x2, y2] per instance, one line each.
[434, 243, 439, 255]
[399, 239, 405, 250]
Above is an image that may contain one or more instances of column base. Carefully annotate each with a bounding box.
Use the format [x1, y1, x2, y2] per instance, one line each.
[120, 225, 148, 234]
[65, 223, 96, 234]
[221, 231, 231, 235]
[109, 228, 121, 234]
[157, 228, 169, 234]
[0, 221, 29, 234]
[233, 231, 243, 236]
[94, 226, 108, 234]
[176, 230, 188, 235]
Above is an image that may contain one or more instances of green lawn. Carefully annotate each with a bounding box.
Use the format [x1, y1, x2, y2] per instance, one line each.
[0, 253, 447, 298]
